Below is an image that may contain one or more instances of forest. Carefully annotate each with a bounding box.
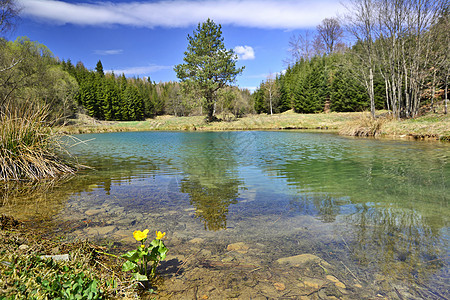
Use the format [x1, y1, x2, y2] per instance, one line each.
[1, 4, 448, 123]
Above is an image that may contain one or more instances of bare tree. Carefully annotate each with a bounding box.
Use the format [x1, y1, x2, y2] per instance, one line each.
[284, 30, 315, 66]
[265, 73, 278, 115]
[343, 0, 378, 118]
[316, 17, 344, 55]
[0, 0, 20, 36]
[377, 0, 444, 118]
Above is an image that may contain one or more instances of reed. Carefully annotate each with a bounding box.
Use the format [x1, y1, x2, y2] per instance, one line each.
[0, 102, 78, 181]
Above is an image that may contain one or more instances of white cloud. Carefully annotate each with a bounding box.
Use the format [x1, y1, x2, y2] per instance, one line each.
[234, 45, 255, 60]
[240, 86, 257, 93]
[107, 64, 172, 76]
[18, 0, 347, 29]
[94, 49, 123, 55]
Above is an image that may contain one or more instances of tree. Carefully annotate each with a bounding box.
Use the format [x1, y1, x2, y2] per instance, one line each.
[0, 0, 19, 37]
[174, 19, 244, 122]
[316, 18, 344, 55]
[344, 0, 378, 118]
[95, 59, 104, 77]
[265, 73, 278, 115]
[345, 0, 445, 118]
[284, 30, 314, 66]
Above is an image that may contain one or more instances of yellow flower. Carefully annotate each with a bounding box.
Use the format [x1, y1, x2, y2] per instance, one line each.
[156, 231, 166, 240]
[133, 229, 149, 241]
[140, 244, 145, 249]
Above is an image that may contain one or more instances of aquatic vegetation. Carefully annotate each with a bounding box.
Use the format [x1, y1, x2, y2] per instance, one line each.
[122, 229, 168, 281]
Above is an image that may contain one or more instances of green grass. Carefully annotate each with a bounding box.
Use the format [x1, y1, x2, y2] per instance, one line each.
[0, 215, 139, 299]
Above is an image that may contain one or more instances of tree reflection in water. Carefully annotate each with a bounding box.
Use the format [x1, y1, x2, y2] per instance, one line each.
[179, 133, 243, 231]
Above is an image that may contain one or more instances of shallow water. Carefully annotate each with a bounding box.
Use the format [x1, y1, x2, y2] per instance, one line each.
[2, 131, 449, 298]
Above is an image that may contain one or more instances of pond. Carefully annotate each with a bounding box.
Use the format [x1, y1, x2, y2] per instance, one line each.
[2, 131, 449, 299]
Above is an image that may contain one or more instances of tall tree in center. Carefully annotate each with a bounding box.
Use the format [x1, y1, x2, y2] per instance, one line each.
[174, 19, 244, 121]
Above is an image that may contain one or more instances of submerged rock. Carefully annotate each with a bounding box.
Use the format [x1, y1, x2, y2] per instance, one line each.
[189, 237, 204, 244]
[226, 242, 249, 254]
[326, 275, 346, 289]
[86, 225, 117, 236]
[273, 282, 286, 291]
[85, 208, 105, 216]
[276, 253, 330, 267]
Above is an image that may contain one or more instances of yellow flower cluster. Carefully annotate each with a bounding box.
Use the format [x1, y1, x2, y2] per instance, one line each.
[156, 231, 166, 240]
[133, 229, 166, 241]
[133, 229, 149, 241]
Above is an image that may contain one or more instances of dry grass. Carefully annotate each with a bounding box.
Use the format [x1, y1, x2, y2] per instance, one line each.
[63, 110, 449, 141]
[339, 113, 391, 137]
[0, 102, 78, 181]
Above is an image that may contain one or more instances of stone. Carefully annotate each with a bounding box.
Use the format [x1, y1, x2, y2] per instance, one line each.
[274, 282, 286, 291]
[87, 225, 117, 236]
[18, 244, 29, 251]
[40, 254, 70, 261]
[276, 254, 330, 267]
[199, 249, 212, 257]
[85, 209, 104, 216]
[302, 277, 326, 290]
[226, 242, 250, 254]
[326, 275, 346, 289]
[189, 238, 204, 244]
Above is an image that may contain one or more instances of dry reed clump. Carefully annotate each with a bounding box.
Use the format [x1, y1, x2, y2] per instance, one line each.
[0, 103, 78, 181]
[339, 114, 391, 137]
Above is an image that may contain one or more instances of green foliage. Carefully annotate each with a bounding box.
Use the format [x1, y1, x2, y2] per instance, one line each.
[121, 231, 168, 282]
[174, 19, 244, 121]
[3, 254, 103, 299]
[253, 86, 267, 114]
[0, 37, 78, 120]
[330, 67, 368, 112]
[294, 57, 328, 113]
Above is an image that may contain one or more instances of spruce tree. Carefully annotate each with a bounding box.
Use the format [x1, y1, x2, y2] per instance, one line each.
[174, 19, 244, 121]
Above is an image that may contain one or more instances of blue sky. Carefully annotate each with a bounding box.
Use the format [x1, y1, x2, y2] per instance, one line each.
[11, 0, 347, 91]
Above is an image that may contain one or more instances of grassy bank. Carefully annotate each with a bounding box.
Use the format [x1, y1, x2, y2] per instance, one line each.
[0, 215, 140, 299]
[0, 103, 79, 181]
[64, 110, 450, 141]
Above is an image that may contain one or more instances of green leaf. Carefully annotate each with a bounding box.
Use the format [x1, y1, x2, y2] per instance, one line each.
[122, 260, 138, 272]
[121, 250, 139, 262]
[132, 273, 148, 281]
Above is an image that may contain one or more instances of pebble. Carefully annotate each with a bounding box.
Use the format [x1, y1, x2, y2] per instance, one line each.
[18, 244, 29, 251]
[276, 253, 330, 267]
[274, 282, 286, 291]
[189, 237, 204, 244]
[85, 209, 104, 216]
[226, 242, 249, 254]
[326, 275, 346, 289]
[86, 225, 117, 236]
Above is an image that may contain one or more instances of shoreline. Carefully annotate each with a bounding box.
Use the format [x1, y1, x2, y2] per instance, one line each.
[62, 111, 450, 142]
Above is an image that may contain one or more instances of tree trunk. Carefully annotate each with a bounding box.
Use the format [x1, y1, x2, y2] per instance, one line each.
[431, 69, 436, 113]
[445, 73, 448, 114]
[369, 67, 375, 118]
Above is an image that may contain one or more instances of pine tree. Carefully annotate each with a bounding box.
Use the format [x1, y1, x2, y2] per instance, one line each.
[95, 60, 104, 77]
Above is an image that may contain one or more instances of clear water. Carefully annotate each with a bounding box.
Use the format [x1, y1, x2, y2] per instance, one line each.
[2, 131, 449, 298]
